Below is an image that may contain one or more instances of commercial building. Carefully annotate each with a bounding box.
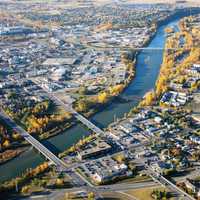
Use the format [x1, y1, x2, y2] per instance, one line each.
[77, 139, 112, 160]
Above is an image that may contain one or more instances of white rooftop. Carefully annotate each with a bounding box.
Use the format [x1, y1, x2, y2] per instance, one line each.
[43, 58, 76, 66]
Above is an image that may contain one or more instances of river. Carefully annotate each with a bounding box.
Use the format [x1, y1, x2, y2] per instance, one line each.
[0, 11, 196, 183]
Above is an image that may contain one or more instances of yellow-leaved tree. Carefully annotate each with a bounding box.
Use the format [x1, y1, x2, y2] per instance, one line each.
[98, 92, 109, 104]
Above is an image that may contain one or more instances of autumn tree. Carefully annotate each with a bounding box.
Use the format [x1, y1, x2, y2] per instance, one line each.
[140, 91, 156, 106]
[97, 92, 109, 104]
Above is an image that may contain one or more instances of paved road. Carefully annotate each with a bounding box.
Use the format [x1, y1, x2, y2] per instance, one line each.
[174, 167, 200, 183]
[146, 166, 196, 200]
[0, 111, 94, 188]
[129, 47, 194, 50]
[0, 110, 104, 198]
[21, 181, 158, 200]
[2, 81, 197, 200]
[49, 93, 105, 135]
[0, 110, 69, 172]
[32, 81, 106, 136]
[1, 108, 195, 200]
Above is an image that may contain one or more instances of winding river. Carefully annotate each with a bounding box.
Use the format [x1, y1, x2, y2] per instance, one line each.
[0, 10, 198, 183]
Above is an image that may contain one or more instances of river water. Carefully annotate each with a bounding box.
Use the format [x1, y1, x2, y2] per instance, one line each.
[0, 17, 185, 183]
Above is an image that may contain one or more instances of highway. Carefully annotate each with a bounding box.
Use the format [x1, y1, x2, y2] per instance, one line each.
[22, 180, 159, 200]
[146, 166, 196, 200]
[87, 42, 197, 51]
[0, 108, 196, 200]
[174, 164, 200, 182]
[34, 83, 106, 136]
[1, 81, 197, 200]
[128, 47, 194, 50]
[0, 110, 69, 171]
[0, 110, 104, 198]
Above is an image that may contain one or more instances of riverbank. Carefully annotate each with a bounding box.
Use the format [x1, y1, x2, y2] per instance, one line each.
[0, 102, 74, 166]
[0, 17, 138, 166]
[0, 148, 26, 165]
[0, 16, 184, 184]
[73, 56, 136, 117]
[0, 7, 199, 185]
[155, 14, 200, 100]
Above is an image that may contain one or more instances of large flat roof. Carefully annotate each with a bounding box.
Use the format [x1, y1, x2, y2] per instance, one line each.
[78, 139, 112, 157]
[43, 58, 76, 66]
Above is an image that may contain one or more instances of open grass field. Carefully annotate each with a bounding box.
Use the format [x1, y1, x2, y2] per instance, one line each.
[100, 186, 176, 200]
[101, 191, 134, 200]
[125, 186, 175, 200]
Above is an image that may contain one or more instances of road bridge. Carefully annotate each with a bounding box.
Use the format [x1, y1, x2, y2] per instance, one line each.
[37, 85, 106, 136]
[0, 110, 68, 171]
[0, 110, 106, 199]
